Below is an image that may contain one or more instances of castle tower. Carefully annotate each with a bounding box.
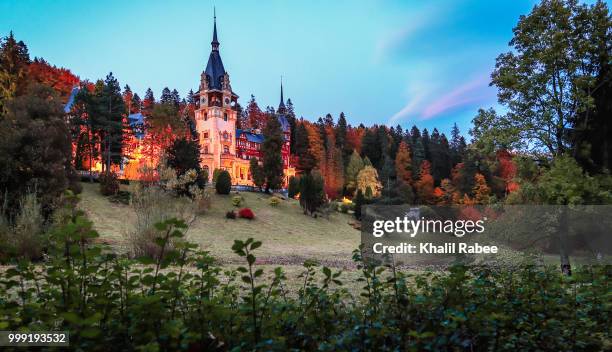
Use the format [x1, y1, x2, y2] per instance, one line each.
[194, 11, 239, 180]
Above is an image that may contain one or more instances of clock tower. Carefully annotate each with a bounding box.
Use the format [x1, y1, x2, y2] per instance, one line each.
[193, 12, 239, 180]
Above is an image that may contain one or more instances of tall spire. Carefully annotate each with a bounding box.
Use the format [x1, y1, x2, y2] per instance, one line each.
[211, 7, 219, 51]
[278, 76, 287, 114]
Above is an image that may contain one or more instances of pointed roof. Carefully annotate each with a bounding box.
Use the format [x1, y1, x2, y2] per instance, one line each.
[277, 77, 287, 114]
[204, 10, 226, 90]
[211, 7, 219, 50]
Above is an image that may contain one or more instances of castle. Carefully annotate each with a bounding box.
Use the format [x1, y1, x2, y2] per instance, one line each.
[192, 14, 295, 186]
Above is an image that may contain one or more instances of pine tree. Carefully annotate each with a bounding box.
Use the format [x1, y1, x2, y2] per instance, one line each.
[131, 93, 141, 113]
[287, 176, 300, 198]
[246, 95, 264, 129]
[361, 127, 382, 169]
[299, 171, 325, 216]
[262, 115, 284, 192]
[249, 157, 265, 191]
[95, 73, 125, 172]
[353, 189, 366, 220]
[122, 84, 133, 114]
[143, 88, 155, 116]
[286, 98, 297, 153]
[345, 150, 364, 195]
[0, 31, 31, 113]
[171, 89, 180, 108]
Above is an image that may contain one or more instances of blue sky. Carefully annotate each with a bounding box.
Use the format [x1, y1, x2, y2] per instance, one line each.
[1, 0, 602, 136]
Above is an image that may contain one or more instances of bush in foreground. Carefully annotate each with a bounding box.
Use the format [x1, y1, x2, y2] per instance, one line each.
[0, 202, 608, 351]
[99, 171, 120, 196]
[215, 170, 232, 194]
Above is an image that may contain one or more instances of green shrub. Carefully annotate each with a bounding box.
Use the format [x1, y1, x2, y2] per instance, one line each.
[339, 202, 351, 213]
[269, 196, 280, 207]
[232, 195, 242, 207]
[288, 176, 300, 198]
[0, 190, 45, 261]
[0, 198, 609, 351]
[215, 170, 232, 194]
[99, 171, 120, 196]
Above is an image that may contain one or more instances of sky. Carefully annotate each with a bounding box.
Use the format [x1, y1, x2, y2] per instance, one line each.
[1, 0, 603, 137]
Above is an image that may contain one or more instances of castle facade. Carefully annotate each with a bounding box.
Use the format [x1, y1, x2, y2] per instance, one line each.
[192, 15, 295, 186]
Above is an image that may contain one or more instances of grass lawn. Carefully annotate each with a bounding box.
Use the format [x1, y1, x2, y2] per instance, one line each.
[78, 182, 360, 268]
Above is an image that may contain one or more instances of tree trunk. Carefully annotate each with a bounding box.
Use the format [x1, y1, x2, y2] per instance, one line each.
[558, 207, 572, 276]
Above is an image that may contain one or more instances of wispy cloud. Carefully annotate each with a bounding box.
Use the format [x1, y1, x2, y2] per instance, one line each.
[374, 5, 442, 63]
[388, 91, 427, 125]
[388, 74, 495, 126]
[421, 75, 492, 119]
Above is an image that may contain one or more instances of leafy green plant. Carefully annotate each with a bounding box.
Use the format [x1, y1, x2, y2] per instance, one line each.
[0, 195, 609, 351]
[269, 196, 280, 207]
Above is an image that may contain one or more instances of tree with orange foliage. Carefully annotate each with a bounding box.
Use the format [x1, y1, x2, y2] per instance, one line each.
[304, 121, 325, 169]
[415, 160, 435, 204]
[496, 149, 519, 195]
[28, 57, 80, 100]
[395, 141, 412, 185]
[346, 126, 365, 154]
[472, 173, 491, 204]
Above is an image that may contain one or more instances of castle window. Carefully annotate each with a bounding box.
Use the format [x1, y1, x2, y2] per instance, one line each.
[223, 113, 228, 121]
[223, 131, 228, 140]
[203, 146, 208, 154]
[224, 145, 229, 154]
[204, 113, 208, 121]
[202, 131, 209, 139]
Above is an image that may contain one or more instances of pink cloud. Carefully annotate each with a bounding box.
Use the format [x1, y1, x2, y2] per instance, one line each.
[421, 75, 492, 119]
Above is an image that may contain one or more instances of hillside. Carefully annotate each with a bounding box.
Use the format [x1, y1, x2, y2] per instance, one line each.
[78, 182, 360, 267]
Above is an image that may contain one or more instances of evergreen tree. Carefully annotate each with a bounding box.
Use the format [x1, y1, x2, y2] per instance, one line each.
[345, 150, 365, 195]
[160, 87, 173, 105]
[287, 176, 300, 198]
[122, 84, 133, 114]
[215, 170, 232, 195]
[450, 123, 464, 165]
[299, 171, 325, 216]
[335, 112, 350, 163]
[166, 138, 206, 193]
[171, 89, 180, 108]
[96, 73, 125, 171]
[430, 129, 452, 184]
[249, 157, 265, 191]
[143, 88, 155, 116]
[317, 117, 328, 151]
[0, 84, 77, 218]
[0, 31, 30, 113]
[131, 93, 141, 113]
[361, 127, 382, 169]
[262, 115, 284, 192]
[286, 98, 297, 153]
[353, 189, 366, 220]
